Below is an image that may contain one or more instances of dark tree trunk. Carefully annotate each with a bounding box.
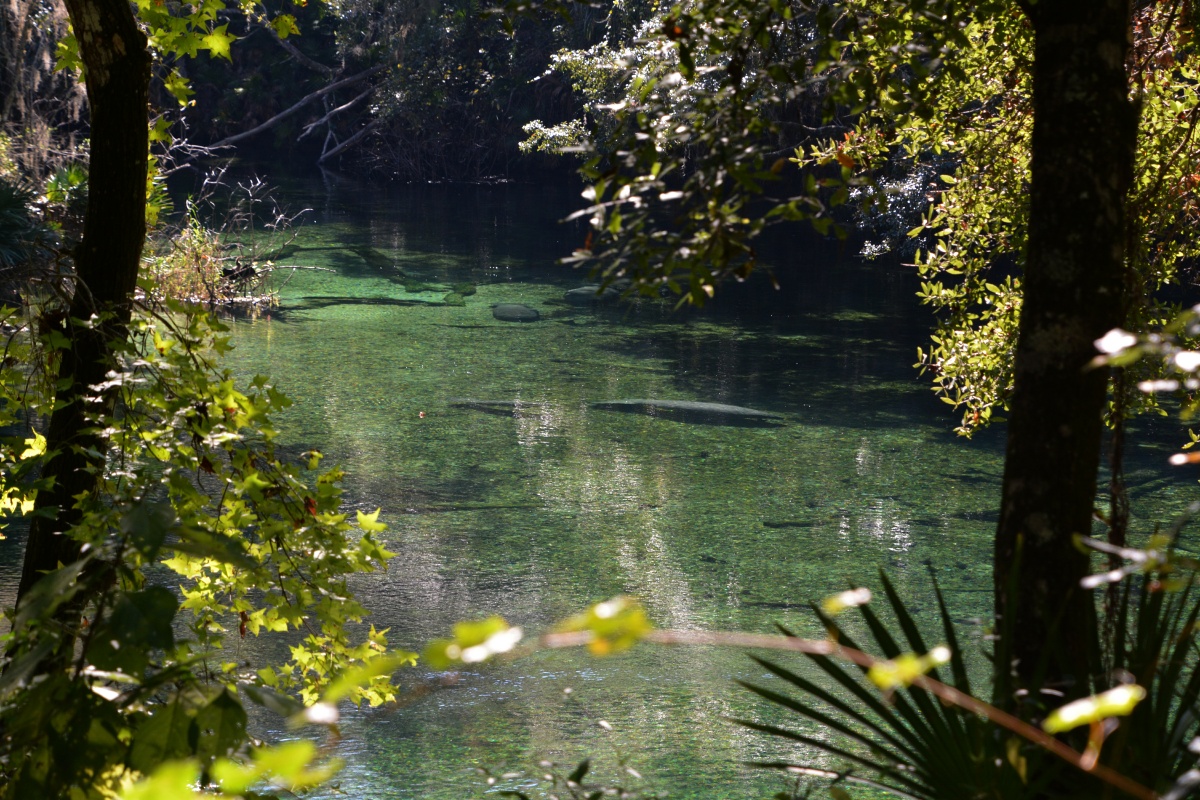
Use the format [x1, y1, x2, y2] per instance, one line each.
[15, 0, 150, 609]
[994, 0, 1138, 702]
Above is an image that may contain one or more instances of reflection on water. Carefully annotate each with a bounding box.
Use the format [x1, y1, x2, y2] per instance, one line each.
[1, 171, 1196, 798]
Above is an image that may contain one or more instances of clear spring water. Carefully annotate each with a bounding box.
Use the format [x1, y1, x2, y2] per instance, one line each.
[1, 169, 1195, 798]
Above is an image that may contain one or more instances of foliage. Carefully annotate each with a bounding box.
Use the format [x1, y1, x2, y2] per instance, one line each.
[0, 177, 43, 269]
[0, 292, 413, 797]
[811, 4, 1200, 434]
[0, 135, 16, 178]
[143, 208, 231, 303]
[731, 567, 1200, 800]
[423, 592, 1196, 799]
[737, 573, 1037, 799]
[524, 0, 1200, 436]
[43, 163, 87, 208]
[364, 0, 601, 180]
[520, 0, 1012, 304]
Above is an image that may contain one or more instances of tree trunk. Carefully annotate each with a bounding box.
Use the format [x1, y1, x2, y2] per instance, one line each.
[994, 1, 1138, 702]
[15, 0, 150, 611]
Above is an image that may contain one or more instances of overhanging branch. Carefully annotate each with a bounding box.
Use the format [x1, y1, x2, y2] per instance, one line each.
[208, 64, 387, 149]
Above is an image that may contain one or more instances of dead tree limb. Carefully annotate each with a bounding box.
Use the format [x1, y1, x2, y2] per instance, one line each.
[299, 86, 373, 140]
[208, 64, 387, 149]
[317, 120, 382, 163]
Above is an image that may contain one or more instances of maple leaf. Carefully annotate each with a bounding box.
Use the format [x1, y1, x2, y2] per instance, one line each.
[270, 14, 301, 39]
[202, 24, 236, 60]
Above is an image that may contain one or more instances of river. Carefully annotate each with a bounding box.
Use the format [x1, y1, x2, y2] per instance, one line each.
[1, 168, 1192, 798]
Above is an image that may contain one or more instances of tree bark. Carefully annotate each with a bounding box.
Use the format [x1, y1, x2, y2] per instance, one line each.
[994, 1, 1138, 701]
[15, 0, 150, 608]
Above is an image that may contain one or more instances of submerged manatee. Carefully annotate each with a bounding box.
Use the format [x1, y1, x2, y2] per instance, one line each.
[448, 398, 545, 415]
[589, 399, 784, 425]
[492, 303, 540, 322]
[565, 285, 621, 305]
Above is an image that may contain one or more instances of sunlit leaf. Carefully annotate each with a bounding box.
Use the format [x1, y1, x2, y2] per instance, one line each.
[556, 596, 653, 656]
[1043, 684, 1147, 734]
[866, 645, 951, 690]
[118, 759, 205, 800]
[201, 24, 236, 60]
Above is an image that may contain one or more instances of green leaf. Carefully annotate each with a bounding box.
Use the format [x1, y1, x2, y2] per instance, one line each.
[323, 652, 416, 704]
[866, 646, 951, 690]
[190, 688, 248, 763]
[163, 69, 195, 106]
[269, 13, 300, 38]
[356, 508, 386, 533]
[425, 616, 523, 669]
[567, 759, 590, 784]
[118, 759, 204, 800]
[0, 639, 57, 701]
[169, 525, 255, 569]
[1042, 684, 1147, 734]
[20, 431, 46, 459]
[120, 501, 176, 558]
[13, 559, 88, 632]
[201, 24, 236, 61]
[54, 33, 82, 73]
[555, 596, 652, 655]
[241, 684, 303, 719]
[129, 699, 196, 773]
[213, 740, 342, 793]
[89, 587, 179, 675]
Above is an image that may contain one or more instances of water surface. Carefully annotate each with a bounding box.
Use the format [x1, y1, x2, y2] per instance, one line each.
[3, 170, 1194, 799]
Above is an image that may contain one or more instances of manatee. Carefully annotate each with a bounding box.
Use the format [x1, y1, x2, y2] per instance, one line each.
[588, 399, 784, 425]
[349, 245, 395, 270]
[451, 400, 544, 412]
[449, 399, 545, 414]
[565, 285, 621, 305]
[492, 303, 540, 322]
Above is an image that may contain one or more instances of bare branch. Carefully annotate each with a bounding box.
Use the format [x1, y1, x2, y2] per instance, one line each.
[208, 64, 387, 149]
[299, 86, 373, 140]
[317, 119, 383, 164]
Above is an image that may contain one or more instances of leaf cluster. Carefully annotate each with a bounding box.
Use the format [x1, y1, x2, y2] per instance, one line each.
[0, 289, 412, 797]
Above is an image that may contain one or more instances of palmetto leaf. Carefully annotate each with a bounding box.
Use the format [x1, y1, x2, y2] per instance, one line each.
[738, 572, 1012, 799]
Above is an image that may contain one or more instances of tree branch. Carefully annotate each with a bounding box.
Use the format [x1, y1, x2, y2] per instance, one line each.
[262, 19, 337, 77]
[208, 64, 387, 149]
[299, 86, 373, 140]
[316, 119, 382, 164]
